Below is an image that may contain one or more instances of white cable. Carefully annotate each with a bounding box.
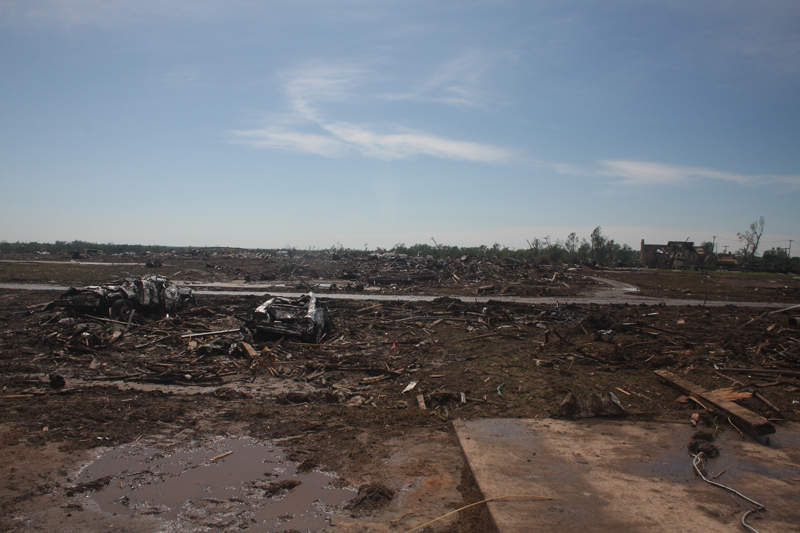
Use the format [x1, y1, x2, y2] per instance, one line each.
[692, 453, 765, 533]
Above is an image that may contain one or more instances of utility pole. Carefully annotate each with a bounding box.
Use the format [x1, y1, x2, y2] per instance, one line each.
[712, 236, 716, 254]
[789, 240, 794, 258]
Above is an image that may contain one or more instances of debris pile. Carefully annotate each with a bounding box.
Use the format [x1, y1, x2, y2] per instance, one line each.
[557, 391, 627, 418]
[181, 252, 598, 297]
[687, 430, 720, 458]
[1, 286, 797, 419]
[49, 275, 195, 318]
[249, 293, 331, 343]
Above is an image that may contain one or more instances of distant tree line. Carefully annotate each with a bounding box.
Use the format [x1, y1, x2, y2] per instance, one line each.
[0, 228, 636, 265]
[760, 247, 797, 271]
[2, 222, 796, 272]
[389, 227, 639, 265]
[0, 240, 189, 255]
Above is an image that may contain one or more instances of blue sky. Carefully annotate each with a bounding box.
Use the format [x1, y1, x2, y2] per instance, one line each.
[1, 1, 798, 255]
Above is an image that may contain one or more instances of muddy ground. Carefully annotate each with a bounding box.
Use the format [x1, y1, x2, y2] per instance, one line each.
[1, 254, 799, 532]
[597, 268, 800, 303]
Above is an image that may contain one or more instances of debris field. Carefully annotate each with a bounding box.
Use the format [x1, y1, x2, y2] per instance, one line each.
[0, 254, 799, 532]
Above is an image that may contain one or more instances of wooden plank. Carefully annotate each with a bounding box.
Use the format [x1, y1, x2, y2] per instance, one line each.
[240, 342, 259, 359]
[654, 370, 775, 436]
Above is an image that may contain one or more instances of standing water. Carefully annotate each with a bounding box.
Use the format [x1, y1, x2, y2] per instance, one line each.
[74, 436, 357, 532]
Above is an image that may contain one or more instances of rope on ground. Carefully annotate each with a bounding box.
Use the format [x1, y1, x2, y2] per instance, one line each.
[692, 453, 766, 533]
[401, 494, 552, 533]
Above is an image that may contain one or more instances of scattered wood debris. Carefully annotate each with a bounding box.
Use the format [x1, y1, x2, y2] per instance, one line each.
[655, 370, 776, 435]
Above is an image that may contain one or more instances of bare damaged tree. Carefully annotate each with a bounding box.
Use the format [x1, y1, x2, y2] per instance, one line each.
[565, 232, 578, 253]
[737, 216, 765, 263]
[590, 226, 607, 262]
[527, 238, 542, 256]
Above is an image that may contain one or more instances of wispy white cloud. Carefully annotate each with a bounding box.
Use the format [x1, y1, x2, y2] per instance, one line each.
[231, 129, 345, 158]
[325, 122, 512, 162]
[384, 48, 510, 107]
[281, 63, 368, 122]
[597, 160, 800, 188]
[238, 57, 795, 179]
[232, 122, 513, 163]
[233, 61, 515, 163]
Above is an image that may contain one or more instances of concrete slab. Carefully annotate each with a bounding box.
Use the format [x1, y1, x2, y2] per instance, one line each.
[455, 418, 800, 532]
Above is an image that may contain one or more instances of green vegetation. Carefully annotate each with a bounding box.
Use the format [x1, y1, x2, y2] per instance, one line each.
[0, 240, 188, 255]
[390, 227, 638, 265]
[761, 247, 798, 272]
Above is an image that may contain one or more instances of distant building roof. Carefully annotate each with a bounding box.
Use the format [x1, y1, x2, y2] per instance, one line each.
[716, 253, 739, 265]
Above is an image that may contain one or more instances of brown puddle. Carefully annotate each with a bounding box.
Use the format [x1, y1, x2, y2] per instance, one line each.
[75, 436, 357, 532]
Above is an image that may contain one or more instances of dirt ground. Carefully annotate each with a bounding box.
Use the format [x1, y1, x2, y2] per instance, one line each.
[597, 268, 800, 303]
[1, 253, 799, 532]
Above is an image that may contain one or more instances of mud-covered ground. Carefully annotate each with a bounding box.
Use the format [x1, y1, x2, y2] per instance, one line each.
[598, 268, 800, 303]
[1, 254, 799, 532]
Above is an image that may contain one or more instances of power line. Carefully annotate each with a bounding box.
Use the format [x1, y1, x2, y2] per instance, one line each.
[760, 239, 791, 244]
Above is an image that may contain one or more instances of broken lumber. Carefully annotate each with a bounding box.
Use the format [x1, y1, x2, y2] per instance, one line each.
[770, 303, 800, 315]
[710, 387, 753, 402]
[753, 391, 782, 415]
[654, 370, 775, 436]
[452, 331, 502, 343]
[416, 394, 426, 410]
[210, 451, 233, 461]
[240, 342, 259, 359]
[180, 329, 240, 338]
[719, 304, 800, 340]
[717, 367, 800, 379]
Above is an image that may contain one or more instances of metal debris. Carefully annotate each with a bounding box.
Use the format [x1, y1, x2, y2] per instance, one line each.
[49, 275, 195, 317]
[249, 293, 331, 343]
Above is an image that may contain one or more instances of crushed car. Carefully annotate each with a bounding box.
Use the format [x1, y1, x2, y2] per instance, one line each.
[48, 275, 195, 319]
[248, 293, 331, 343]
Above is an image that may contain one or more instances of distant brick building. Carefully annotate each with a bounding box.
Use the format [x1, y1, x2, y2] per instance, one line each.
[640, 240, 715, 269]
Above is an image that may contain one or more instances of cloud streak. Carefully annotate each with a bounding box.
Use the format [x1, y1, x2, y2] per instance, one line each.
[232, 56, 797, 182]
[231, 129, 345, 158]
[384, 48, 511, 107]
[324, 122, 512, 162]
[232, 123, 514, 163]
[597, 160, 800, 188]
[233, 62, 515, 163]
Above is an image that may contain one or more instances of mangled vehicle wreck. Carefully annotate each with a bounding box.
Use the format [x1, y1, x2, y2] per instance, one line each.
[48, 275, 195, 319]
[248, 293, 331, 343]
